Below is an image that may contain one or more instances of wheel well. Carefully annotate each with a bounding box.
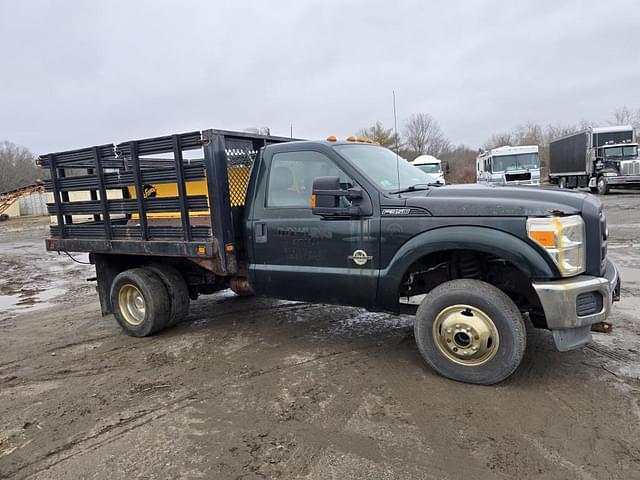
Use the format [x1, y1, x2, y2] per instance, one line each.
[400, 249, 547, 328]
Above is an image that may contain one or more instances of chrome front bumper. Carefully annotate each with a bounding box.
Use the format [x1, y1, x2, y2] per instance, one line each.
[608, 175, 640, 185]
[532, 259, 620, 351]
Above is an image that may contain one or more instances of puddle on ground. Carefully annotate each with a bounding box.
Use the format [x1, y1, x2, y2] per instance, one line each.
[0, 285, 66, 316]
[0, 235, 89, 321]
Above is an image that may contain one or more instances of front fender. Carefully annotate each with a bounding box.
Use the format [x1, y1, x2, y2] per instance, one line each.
[377, 225, 558, 312]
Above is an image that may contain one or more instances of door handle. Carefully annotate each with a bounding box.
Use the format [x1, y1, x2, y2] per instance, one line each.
[255, 222, 267, 243]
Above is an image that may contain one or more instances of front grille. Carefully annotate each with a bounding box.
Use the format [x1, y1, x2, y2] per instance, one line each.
[505, 172, 531, 182]
[576, 292, 603, 316]
[620, 160, 640, 176]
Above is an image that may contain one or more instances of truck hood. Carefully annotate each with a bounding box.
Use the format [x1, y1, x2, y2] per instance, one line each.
[402, 184, 587, 216]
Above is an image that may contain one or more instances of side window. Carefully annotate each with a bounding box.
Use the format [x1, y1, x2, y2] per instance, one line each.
[267, 151, 351, 208]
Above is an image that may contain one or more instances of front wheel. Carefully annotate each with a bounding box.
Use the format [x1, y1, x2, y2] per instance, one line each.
[414, 279, 526, 385]
[597, 176, 610, 195]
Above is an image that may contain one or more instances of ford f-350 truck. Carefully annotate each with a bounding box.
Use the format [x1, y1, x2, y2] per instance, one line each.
[39, 129, 620, 385]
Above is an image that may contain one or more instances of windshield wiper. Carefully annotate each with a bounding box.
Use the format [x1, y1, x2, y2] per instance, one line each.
[390, 183, 441, 194]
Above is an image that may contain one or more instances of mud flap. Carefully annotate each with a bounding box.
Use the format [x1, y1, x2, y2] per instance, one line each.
[552, 325, 592, 352]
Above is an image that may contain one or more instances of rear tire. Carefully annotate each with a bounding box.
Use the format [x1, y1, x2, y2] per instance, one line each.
[558, 177, 567, 189]
[110, 268, 171, 337]
[414, 279, 526, 385]
[146, 264, 190, 326]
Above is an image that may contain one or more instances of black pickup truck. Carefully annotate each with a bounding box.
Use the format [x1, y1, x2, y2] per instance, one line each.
[39, 129, 620, 385]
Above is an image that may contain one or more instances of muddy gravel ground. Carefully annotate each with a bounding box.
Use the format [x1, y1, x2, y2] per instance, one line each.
[1, 192, 640, 480]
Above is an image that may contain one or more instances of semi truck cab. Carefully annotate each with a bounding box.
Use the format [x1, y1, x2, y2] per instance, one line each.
[595, 141, 640, 184]
[411, 155, 446, 185]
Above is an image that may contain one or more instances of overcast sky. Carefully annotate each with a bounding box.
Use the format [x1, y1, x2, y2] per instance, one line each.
[1, 0, 638, 155]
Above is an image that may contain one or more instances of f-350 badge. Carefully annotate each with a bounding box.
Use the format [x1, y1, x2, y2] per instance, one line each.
[349, 249, 372, 266]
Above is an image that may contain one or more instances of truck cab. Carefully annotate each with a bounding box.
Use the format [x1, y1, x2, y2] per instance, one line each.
[40, 130, 620, 385]
[595, 141, 640, 185]
[476, 145, 541, 185]
[411, 155, 446, 185]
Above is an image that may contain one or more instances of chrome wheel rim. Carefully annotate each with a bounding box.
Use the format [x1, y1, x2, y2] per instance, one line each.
[432, 304, 500, 366]
[118, 284, 146, 326]
[598, 178, 606, 193]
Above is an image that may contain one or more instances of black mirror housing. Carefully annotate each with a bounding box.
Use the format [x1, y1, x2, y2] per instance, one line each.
[311, 176, 366, 217]
[312, 176, 341, 209]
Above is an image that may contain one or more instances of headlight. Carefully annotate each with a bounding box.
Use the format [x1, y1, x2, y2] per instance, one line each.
[527, 215, 585, 276]
[603, 172, 618, 177]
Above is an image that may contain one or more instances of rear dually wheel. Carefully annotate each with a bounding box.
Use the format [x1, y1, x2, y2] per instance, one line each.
[110, 268, 171, 337]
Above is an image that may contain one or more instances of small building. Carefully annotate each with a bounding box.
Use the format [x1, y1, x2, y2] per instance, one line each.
[0, 184, 47, 220]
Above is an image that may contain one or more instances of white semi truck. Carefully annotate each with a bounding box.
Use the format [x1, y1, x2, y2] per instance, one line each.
[476, 145, 541, 186]
[411, 155, 445, 185]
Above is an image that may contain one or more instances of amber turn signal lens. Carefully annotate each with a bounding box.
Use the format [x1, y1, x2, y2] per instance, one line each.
[197, 245, 207, 255]
[346, 135, 356, 142]
[311, 194, 317, 208]
[225, 243, 235, 253]
[326, 135, 337, 142]
[529, 230, 555, 247]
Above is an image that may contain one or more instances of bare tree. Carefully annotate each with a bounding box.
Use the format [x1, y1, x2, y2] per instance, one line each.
[356, 121, 400, 149]
[483, 132, 513, 150]
[610, 106, 639, 129]
[512, 122, 545, 146]
[440, 145, 477, 184]
[545, 123, 578, 142]
[403, 113, 451, 157]
[0, 141, 41, 193]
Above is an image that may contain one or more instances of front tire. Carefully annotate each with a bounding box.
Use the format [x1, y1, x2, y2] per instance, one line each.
[597, 176, 609, 195]
[110, 268, 171, 336]
[414, 279, 526, 385]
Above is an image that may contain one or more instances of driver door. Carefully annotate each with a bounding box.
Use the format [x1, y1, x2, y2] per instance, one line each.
[249, 147, 380, 308]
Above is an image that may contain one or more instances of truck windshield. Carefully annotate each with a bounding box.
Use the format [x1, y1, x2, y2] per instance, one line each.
[492, 153, 539, 172]
[334, 144, 431, 191]
[604, 146, 638, 159]
[415, 163, 441, 174]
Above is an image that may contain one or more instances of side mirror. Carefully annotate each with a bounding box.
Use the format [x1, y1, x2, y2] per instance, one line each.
[311, 176, 364, 217]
